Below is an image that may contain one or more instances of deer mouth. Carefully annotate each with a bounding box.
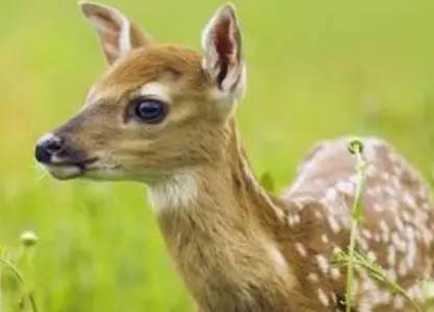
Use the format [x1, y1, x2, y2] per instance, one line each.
[44, 158, 98, 180]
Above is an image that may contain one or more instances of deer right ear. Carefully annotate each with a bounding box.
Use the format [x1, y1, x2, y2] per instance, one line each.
[202, 4, 246, 100]
[79, 2, 151, 65]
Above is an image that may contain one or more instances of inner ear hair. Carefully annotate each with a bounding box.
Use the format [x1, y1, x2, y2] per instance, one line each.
[202, 4, 244, 94]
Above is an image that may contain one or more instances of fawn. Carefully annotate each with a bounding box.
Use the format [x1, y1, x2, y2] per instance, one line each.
[35, 2, 434, 311]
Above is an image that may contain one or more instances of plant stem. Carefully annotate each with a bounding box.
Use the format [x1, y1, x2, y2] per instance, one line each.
[0, 258, 24, 283]
[28, 292, 39, 312]
[345, 143, 366, 312]
[0, 257, 38, 312]
[345, 220, 358, 311]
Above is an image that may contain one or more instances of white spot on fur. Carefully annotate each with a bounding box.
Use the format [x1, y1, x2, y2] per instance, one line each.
[358, 237, 369, 250]
[321, 234, 329, 244]
[367, 251, 377, 262]
[393, 295, 405, 309]
[403, 192, 417, 209]
[307, 273, 319, 283]
[330, 268, 341, 280]
[266, 244, 289, 276]
[387, 245, 396, 266]
[361, 229, 373, 240]
[332, 246, 342, 255]
[372, 203, 384, 212]
[398, 260, 408, 277]
[327, 215, 341, 233]
[316, 254, 329, 274]
[325, 188, 337, 201]
[288, 213, 301, 227]
[386, 269, 397, 282]
[294, 242, 307, 257]
[394, 216, 405, 232]
[391, 232, 406, 252]
[317, 288, 330, 306]
[336, 181, 354, 195]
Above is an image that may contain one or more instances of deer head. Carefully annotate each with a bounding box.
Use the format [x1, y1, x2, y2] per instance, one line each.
[35, 2, 246, 183]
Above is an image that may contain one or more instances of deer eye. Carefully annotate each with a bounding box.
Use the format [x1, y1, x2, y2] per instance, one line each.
[132, 98, 167, 124]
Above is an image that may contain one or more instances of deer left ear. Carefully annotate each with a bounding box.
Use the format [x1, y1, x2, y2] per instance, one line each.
[80, 2, 151, 65]
[202, 4, 246, 99]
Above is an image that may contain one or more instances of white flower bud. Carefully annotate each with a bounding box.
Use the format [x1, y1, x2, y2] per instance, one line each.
[20, 231, 39, 247]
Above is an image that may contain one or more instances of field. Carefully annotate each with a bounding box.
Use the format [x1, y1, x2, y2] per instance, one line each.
[0, 0, 433, 311]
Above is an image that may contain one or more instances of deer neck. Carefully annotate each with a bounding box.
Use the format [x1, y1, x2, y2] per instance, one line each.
[148, 119, 297, 311]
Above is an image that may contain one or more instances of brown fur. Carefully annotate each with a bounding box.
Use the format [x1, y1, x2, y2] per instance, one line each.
[156, 120, 322, 311]
[39, 3, 434, 311]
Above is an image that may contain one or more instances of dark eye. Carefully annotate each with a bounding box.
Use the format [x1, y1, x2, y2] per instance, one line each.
[132, 98, 167, 124]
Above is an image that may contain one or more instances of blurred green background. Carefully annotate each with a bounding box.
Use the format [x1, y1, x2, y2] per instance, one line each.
[0, 0, 433, 311]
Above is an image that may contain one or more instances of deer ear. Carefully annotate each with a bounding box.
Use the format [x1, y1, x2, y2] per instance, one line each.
[80, 2, 151, 65]
[202, 4, 246, 99]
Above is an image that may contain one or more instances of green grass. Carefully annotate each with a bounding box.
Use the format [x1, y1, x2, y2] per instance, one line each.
[0, 0, 433, 311]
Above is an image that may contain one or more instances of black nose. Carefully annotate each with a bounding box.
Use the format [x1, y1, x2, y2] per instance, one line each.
[35, 134, 64, 164]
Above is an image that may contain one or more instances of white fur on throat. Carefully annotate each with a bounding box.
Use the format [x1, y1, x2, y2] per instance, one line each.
[149, 172, 199, 212]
